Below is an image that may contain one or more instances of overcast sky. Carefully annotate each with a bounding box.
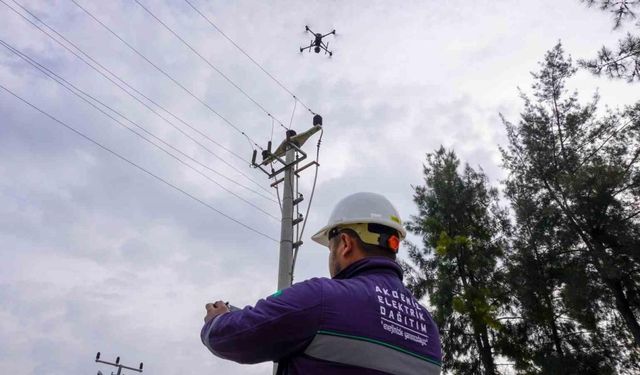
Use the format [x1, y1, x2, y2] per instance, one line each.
[1, 1, 638, 374]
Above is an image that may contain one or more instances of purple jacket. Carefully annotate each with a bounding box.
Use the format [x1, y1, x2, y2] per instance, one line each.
[201, 257, 442, 374]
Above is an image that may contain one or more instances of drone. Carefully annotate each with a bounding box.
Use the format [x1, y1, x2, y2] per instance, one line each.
[300, 25, 335, 57]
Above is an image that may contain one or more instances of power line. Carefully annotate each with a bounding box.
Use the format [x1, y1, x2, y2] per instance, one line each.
[270, 118, 275, 144]
[183, 0, 318, 117]
[296, 128, 323, 243]
[573, 117, 636, 172]
[8, 0, 245, 164]
[0, 39, 279, 218]
[572, 116, 619, 156]
[68, 0, 264, 149]
[0, 83, 279, 242]
[1, 39, 275, 204]
[132, 0, 289, 131]
[291, 128, 323, 280]
[288, 100, 297, 130]
[3, 0, 273, 196]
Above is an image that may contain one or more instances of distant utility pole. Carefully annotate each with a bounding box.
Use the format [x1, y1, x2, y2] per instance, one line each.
[95, 352, 143, 375]
[251, 114, 323, 292]
[252, 114, 322, 375]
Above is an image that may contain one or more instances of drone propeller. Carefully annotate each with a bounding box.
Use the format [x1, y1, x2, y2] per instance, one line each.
[303, 25, 316, 36]
[325, 42, 334, 57]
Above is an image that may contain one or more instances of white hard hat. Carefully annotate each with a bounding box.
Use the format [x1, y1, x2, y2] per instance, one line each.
[311, 192, 406, 247]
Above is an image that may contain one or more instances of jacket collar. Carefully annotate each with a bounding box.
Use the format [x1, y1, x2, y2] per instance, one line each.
[333, 256, 403, 280]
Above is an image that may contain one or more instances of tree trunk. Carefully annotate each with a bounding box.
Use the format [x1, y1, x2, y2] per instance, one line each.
[545, 291, 565, 357]
[549, 315, 565, 357]
[471, 327, 496, 375]
[456, 249, 497, 375]
[589, 237, 640, 346]
[479, 326, 497, 375]
[543, 185, 640, 346]
[607, 277, 640, 346]
[533, 241, 565, 358]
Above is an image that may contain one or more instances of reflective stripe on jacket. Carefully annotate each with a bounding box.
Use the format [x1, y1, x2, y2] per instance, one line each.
[201, 257, 442, 374]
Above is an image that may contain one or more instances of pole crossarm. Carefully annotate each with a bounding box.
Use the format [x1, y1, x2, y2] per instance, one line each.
[252, 125, 322, 178]
[270, 161, 319, 187]
[95, 352, 143, 374]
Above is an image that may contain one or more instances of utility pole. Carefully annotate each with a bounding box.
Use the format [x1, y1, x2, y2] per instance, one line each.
[251, 114, 323, 374]
[94, 352, 143, 375]
[277, 145, 296, 290]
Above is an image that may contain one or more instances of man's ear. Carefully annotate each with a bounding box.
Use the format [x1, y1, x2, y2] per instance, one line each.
[339, 233, 356, 257]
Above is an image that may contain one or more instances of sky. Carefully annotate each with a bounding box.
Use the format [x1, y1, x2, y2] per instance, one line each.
[0, 1, 638, 374]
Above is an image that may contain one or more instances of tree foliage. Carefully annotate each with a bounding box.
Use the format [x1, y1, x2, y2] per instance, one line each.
[406, 43, 640, 373]
[405, 147, 510, 375]
[579, 0, 640, 82]
[501, 42, 640, 372]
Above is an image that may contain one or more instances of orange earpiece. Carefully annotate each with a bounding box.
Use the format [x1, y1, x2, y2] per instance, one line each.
[387, 235, 400, 252]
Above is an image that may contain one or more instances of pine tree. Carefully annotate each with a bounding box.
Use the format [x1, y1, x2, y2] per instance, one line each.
[496, 182, 618, 374]
[501, 42, 640, 370]
[404, 147, 510, 374]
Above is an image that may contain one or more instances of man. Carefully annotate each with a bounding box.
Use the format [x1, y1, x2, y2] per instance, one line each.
[201, 192, 442, 374]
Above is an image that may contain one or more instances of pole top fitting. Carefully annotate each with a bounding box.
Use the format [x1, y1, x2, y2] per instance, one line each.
[313, 114, 323, 127]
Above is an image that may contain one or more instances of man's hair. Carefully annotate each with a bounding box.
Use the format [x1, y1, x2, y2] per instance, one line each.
[330, 228, 397, 261]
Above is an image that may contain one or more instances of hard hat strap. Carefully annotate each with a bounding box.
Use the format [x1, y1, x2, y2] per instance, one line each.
[330, 223, 399, 252]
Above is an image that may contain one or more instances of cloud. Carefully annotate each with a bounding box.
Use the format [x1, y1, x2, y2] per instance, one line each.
[1, 0, 638, 374]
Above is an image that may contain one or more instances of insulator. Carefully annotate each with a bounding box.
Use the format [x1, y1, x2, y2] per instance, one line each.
[313, 114, 323, 126]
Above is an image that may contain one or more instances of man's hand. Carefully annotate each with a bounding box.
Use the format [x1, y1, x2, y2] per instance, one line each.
[204, 300, 230, 323]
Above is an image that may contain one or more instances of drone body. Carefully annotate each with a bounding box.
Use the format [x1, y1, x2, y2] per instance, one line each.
[300, 25, 335, 57]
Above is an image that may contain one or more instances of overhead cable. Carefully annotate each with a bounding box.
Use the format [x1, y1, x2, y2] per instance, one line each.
[288, 100, 297, 130]
[132, 0, 289, 131]
[3, 0, 273, 196]
[270, 118, 275, 144]
[291, 128, 324, 280]
[0, 39, 279, 214]
[0, 83, 279, 242]
[7, 0, 244, 163]
[183, 0, 318, 116]
[573, 118, 636, 173]
[68, 0, 264, 150]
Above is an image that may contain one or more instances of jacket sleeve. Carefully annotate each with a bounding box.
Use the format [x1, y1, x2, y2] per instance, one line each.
[201, 277, 324, 364]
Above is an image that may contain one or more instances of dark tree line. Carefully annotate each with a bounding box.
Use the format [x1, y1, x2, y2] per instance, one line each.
[404, 43, 639, 374]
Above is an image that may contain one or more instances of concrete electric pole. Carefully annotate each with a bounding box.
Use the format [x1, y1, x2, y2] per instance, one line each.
[277, 145, 296, 291]
[95, 352, 143, 375]
[251, 114, 323, 374]
[252, 114, 323, 290]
